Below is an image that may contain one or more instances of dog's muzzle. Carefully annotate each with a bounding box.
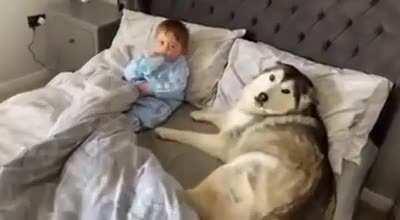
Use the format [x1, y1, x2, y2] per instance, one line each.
[255, 92, 269, 104]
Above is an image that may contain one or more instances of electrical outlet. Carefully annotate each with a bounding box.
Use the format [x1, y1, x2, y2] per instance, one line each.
[27, 14, 46, 29]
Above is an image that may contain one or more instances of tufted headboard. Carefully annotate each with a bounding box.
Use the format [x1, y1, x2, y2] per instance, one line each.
[127, 0, 400, 147]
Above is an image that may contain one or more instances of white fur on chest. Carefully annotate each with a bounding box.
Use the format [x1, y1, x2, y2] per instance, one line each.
[221, 109, 254, 132]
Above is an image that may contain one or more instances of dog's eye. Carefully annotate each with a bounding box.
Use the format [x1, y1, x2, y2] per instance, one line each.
[269, 74, 275, 82]
[281, 89, 290, 94]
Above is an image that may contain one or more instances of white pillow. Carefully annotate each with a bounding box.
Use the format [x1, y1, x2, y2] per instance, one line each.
[112, 10, 246, 107]
[211, 39, 393, 173]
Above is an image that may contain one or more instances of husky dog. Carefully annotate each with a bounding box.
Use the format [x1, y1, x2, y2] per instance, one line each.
[155, 62, 329, 220]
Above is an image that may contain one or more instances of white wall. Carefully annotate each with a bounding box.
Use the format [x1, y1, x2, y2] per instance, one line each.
[0, 0, 114, 102]
[0, 0, 115, 83]
[0, 0, 64, 82]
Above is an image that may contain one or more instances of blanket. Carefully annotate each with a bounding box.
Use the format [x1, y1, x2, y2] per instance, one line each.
[0, 46, 198, 220]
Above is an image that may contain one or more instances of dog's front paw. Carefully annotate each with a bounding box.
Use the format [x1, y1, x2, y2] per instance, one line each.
[155, 127, 177, 140]
[190, 110, 205, 122]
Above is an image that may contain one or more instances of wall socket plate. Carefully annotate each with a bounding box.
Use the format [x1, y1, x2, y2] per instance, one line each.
[27, 14, 46, 29]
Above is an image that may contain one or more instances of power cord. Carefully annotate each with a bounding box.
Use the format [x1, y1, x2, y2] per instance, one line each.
[28, 28, 47, 69]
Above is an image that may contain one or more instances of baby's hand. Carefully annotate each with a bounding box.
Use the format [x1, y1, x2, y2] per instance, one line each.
[136, 82, 151, 95]
[147, 56, 164, 69]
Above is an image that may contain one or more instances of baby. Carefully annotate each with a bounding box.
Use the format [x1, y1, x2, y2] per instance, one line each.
[123, 19, 190, 131]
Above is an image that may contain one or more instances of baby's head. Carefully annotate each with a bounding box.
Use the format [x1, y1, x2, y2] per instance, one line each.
[154, 19, 189, 60]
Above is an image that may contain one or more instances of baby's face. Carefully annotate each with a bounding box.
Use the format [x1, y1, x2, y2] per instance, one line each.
[154, 31, 184, 60]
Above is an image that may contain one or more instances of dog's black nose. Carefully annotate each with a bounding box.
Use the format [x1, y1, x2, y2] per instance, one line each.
[255, 92, 269, 103]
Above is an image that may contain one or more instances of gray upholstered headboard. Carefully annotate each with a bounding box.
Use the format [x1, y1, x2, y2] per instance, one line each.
[127, 0, 400, 148]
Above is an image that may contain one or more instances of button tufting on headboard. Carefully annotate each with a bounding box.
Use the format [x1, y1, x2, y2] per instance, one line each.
[209, 5, 214, 14]
[291, 5, 298, 15]
[266, 0, 272, 8]
[346, 19, 353, 28]
[317, 11, 325, 21]
[351, 45, 360, 57]
[230, 11, 235, 20]
[370, 0, 380, 6]
[274, 23, 280, 34]
[297, 32, 306, 43]
[322, 40, 332, 51]
[375, 25, 384, 36]
[251, 17, 258, 26]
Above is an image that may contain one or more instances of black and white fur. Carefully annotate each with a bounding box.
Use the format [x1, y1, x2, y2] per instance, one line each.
[156, 62, 327, 220]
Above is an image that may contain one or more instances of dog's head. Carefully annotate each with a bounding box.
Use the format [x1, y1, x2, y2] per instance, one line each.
[237, 62, 317, 116]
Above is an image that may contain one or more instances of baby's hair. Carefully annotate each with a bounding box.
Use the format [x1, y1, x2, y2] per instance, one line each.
[156, 19, 189, 52]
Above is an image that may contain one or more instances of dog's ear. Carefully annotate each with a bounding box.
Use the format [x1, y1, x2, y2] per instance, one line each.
[297, 88, 318, 111]
[276, 61, 284, 66]
[301, 76, 318, 105]
[259, 61, 285, 75]
[307, 88, 319, 105]
[294, 77, 319, 111]
[302, 79, 318, 104]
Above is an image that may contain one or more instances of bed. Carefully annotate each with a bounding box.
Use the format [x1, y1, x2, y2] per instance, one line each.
[128, 0, 400, 218]
[0, 0, 398, 219]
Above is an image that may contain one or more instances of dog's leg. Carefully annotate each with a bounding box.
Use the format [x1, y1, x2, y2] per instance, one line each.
[186, 152, 286, 220]
[155, 127, 228, 160]
[190, 110, 224, 129]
